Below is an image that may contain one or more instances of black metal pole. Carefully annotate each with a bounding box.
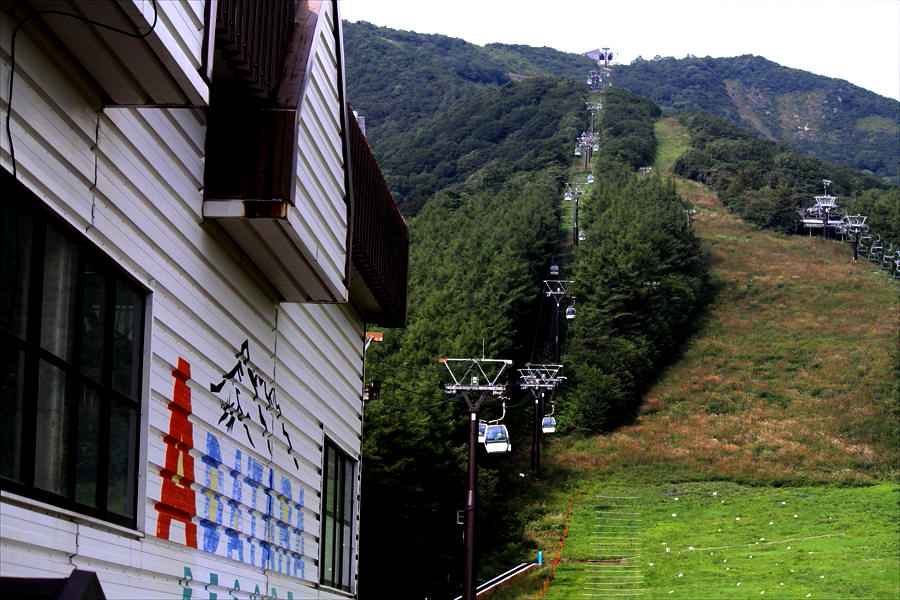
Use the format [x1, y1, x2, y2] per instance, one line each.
[573, 196, 578, 246]
[463, 392, 486, 600]
[463, 407, 477, 600]
[531, 389, 540, 471]
[554, 299, 560, 362]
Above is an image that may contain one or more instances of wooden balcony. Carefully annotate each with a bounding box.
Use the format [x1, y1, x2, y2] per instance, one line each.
[203, 0, 407, 318]
[347, 103, 409, 328]
[203, 0, 348, 303]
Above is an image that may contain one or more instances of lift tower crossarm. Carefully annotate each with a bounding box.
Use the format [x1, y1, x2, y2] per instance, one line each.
[544, 280, 574, 298]
[520, 364, 565, 473]
[518, 363, 566, 389]
[438, 357, 512, 393]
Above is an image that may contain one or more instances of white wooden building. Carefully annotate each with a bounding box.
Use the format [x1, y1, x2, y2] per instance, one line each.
[0, 1, 407, 598]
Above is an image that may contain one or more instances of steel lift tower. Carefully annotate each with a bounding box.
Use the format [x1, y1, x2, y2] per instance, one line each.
[439, 357, 513, 600]
[519, 364, 565, 472]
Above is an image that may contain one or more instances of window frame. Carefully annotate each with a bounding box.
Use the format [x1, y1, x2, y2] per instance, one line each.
[1, 177, 146, 530]
[319, 438, 356, 593]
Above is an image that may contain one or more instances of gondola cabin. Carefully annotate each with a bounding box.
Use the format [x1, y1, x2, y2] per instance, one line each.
[483, 424, 511, 453]
[541, 416, 557, 434]
[592, 143, 600, 151]
[565, 306, 575, 319]
[574, 147, 582, 157]
[587, 174, 594, 184]
[478, 421, 487, 443]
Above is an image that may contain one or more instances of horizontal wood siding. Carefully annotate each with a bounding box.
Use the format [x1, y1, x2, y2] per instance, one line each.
[128, 0, 208, 103]
[1, 3, 363, 597]
[293, 0, 347, 300]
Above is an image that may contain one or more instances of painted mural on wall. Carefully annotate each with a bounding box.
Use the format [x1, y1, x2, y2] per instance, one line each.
[210, 340, 300, 470]
[154, 350, 312, 589]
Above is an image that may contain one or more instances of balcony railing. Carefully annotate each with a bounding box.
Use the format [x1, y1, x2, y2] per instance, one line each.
[215, 0, 295, 99]
[347, 102, 409, 327]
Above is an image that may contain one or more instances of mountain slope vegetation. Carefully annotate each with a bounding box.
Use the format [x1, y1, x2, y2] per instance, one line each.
[612, 55, 900, 180]
[357, 88, 714, 599]
[672, 110, 899, 243]
[367, 76, 587, 214]
[491, 126, 899, 600]
[342, 25, 898, 600]
[344, 20, 596, 212]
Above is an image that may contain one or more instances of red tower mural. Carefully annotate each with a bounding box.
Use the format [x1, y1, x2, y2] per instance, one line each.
[155, 358, 198, 547]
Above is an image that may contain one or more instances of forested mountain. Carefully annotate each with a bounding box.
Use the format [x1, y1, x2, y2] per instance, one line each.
[672, 110, 898, 243]
[356, 81, 713, 598]
[365, 76, 586, 214]
[611, 55, 900, 180]
[344, 21, 597, 212]
[344, 24, 899, 190]
[343, 22, 897, 600]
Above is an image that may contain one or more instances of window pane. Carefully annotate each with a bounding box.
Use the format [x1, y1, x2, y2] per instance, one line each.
[75, 386, 101, 507]
[322, 513, 334, 586]
[320, 442, 355, 591]
[322, 446, 336, 585]
[34, 360, 71, 495]
[0, 200, 32, 338]
[41, 223, 79, 361]
[325, 447, 336, 517]
[341, 457, 353, 590]
[80, 261, 105, 381]
[342, 522, 352, 588]
[107, 402, 137, 517]
[0, 347, 25, 481]
[112, 279, 142, 398]
[343, 458, 354, 523]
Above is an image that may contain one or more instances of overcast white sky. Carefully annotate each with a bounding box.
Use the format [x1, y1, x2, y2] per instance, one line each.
[340, 0, 900, 101]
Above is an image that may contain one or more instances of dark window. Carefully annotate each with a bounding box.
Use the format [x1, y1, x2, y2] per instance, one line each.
[1, 179, 145, 529]
[320, 439, 355, 592]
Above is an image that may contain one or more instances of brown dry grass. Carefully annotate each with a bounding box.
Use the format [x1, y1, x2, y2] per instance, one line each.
[546, 182, 899, 486]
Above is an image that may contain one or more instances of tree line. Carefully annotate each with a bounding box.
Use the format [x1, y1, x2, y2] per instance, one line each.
[672, 111, 898, 244]
[360, 171, 563, 598]
[561, 89, 708, 433]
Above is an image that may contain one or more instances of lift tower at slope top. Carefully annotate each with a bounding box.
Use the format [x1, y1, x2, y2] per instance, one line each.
[439, 356, 513, 600]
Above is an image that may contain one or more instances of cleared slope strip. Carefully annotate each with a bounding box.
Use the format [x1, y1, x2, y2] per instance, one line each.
[493, 117, 899, 600]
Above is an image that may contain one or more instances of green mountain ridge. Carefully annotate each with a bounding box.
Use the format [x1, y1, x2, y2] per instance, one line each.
[611, 54, 900, 180]
[344, 23, 899, 193]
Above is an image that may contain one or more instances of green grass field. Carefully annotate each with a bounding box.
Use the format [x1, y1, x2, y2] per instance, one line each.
[538, 482, 899, 599]
[487, 118, 899, 600]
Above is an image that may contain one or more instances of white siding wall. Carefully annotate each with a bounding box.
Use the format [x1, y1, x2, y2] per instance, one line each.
[128, 0, 208, 104]
[292, 0, 348, 300]
[1, 3, 363, 598]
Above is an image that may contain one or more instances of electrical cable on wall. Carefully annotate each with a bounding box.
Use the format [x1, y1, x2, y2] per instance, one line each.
[4, 0, 159, 178]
